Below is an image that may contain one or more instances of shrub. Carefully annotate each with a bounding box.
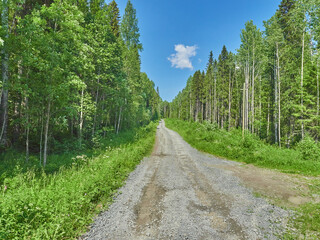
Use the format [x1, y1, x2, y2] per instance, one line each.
[296, 134, 320, 161]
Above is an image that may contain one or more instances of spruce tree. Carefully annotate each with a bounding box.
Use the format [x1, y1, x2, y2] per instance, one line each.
[108, 0, 121, 37]
[121, 0, 142, 50]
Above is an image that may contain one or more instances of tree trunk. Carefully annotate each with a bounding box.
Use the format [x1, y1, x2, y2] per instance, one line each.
[25, 97, 29, 162]
[189, 92, 192, 121]
[221, 116, 224, 129]
[267, 98, 270, 139]
[251, 46, 255, 134]
[92, 79, 100, 138]
[40, 114, 44, 166]
[116, 105, 122, 134]
[317, 58, 319, 140]
[274, 55, 278, 145]
[114, 110, 118, 130]
[301, 30, 305, 138]
[259, 75, 262, 137]
[236, 69, 240, 127]
[195, 97, 199, 122]
[245, 61, 249, 130]
[277, 43, 281, 147]
[228, 69, 232, 130]
[201, 100, 204, 122]
[79, 87, 84, 146]
[217, 104, 220, 128]
[242, 82, 245, 137]
[209, 87, 212, 122]
[0, 0, 9, 147]
[214, 75, 217, 123]
[43, 100, 51, 167]
[317, 58, 319, 118]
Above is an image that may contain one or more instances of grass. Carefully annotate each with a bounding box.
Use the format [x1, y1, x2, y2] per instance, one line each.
[0, 126, 153, 184]
[165, 118, 320, 239]
[165, 118, 320, 175]
[0, 122, 157, 239]
[290, 178, 320, 239]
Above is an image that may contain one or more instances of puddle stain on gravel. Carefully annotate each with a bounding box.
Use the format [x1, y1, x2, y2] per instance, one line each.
[176, 145, 247, 240]
[82, 121, 291, 240]
[133, 169, 166, 235]
[191, 179, 246, 239]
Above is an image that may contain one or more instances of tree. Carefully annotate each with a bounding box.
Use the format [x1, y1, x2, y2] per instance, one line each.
[169, 0, 319, 149]
[108, 0, 120, 37]
[120, 0, 142, 50]
[0, 0, 9, 147]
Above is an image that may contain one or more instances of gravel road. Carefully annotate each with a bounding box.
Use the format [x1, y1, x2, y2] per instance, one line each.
[82, 120, 290, 240]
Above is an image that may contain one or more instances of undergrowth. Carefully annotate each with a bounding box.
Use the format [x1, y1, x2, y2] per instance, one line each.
[0, 127, 150, 184]
[0, 122, 157, 239]
[165, 118, 320, 239]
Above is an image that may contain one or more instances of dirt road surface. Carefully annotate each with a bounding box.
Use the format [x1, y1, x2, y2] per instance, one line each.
[82, 120, 290, 240]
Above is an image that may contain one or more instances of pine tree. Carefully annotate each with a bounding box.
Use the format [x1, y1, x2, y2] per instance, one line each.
[121, 0, 142, 50]
[108, 0, 121, 37]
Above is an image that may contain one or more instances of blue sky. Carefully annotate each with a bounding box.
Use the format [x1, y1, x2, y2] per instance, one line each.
[111, 0, 281, 101]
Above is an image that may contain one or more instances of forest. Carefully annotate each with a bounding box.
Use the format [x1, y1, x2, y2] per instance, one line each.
[167, 0, 320, 149]
[1, 0, 320, 239]
[0, 1, 163, 238]
[0, 0, 161, 165]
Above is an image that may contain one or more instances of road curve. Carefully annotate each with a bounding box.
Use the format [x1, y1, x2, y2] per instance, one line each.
[81, 120, 289, 240]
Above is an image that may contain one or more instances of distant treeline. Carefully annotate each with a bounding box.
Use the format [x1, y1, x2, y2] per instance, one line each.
[167, 0, 320, 147]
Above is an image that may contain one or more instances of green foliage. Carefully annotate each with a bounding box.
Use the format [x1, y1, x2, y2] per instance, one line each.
[107, 0, 121, 37]
[295, 134, 320, 161]
[168, 0, 320, 147]
[0, 0, 161, 166]
[0, 122, 157, 239]
[120, 0, 142, 50]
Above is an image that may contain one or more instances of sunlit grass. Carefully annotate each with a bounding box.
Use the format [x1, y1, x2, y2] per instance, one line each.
[0, 122, 157, 239]
[165, 118, 320, 175]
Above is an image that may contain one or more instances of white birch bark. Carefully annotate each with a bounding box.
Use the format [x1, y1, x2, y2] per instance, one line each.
[43, 100, 51, 167]
[0, 0, 9, 146]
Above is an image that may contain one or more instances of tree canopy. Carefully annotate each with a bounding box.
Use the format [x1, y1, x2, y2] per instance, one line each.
[0, 0, 161, 165]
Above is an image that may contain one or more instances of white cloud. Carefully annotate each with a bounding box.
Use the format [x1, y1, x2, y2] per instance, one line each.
[168, 44, 198, 70]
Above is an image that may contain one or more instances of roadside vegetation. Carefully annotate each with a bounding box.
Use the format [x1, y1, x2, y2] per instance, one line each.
[0, 1, 163, 239]
[166, 119, 320, 175]
[166, 118, 320, 239]
[0, 122, 157, 239]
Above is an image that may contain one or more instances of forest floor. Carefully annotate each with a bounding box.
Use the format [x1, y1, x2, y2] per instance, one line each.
[80, 120, 310, 240]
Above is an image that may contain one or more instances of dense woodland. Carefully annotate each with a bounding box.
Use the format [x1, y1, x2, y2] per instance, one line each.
[0, 0, 161, 165]
[168, 0, 320, 148]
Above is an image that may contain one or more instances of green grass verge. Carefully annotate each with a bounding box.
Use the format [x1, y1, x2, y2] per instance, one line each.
[0, 125, 154, 184]
[165, 118, 320, 239]
[0, 122, 157, 239]
[165, 118, 320, 175]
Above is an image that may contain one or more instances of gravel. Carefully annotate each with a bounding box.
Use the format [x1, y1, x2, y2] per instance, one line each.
[81, 120, 290, 240]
